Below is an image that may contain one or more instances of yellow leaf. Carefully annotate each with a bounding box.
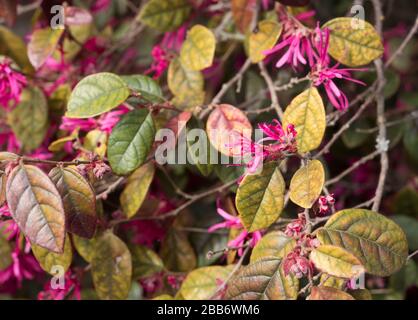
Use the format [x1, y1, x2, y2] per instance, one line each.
[250, 231, 295, 262]
[91, 231, 132, 300]
[178, 265, 233, 300]
[308, 286, 354, 300]
[249, 20, 282, 63]
[120, 162, 155, 218]
[32, 234, 73, 275]
[283, 87, 326, 153]
[310, 245, 365, 279]
[323, 17, 384, 67]
[168, 57, 204, 95]
[180, 25, 216, 71]
[84, 129, 107, 158]
[137, 0, 191, 32]
[289, 159, 325, 208]
[236, 162, 285, 232]
[27, 27, 64, 69]
[317, 209, 409, 276]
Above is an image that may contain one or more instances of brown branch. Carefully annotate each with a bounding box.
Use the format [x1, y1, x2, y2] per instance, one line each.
[258, 62, 284, 119]
[371, 0, 389, 212]
[325, 150, 380, 186]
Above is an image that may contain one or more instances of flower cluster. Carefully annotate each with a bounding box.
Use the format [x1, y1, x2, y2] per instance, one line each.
[37, 271, 81, 300]
[317, 194, 335, 215]
[0, 57, 27, 109]
[208, 199, 262, 256]
[230, 120, 297, 175]
[283, 214, 319, 279]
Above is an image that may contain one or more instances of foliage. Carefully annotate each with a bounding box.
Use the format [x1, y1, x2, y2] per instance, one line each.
[0, 0, 417, 301]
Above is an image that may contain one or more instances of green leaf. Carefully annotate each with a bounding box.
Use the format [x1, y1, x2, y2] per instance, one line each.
[160, 228, 196, 272]
[248, 20, 282, 63]
[283, 87, 326, 153]
[226, 257, 298, 300]
[0, 25, 34, 73]
[186, 118, 214, 177]
[27, 27, 64, 69]
[310, 245, 365, 278]
[107, 109, 156, 175]
[391, 186, 418, 218]
[323, 17, 384, 67]
[168, 58, 204, 97]
[391, 215, 418, 251]
[66, 73, 130, 118]
[91, 231, 132, 300]
[0, 233, 12, 270]
[72, 234, 97, 263]
[130, 244, 165, 279]
[403, 123, 418, 164]
[6, 164, 65, 253]
[389, 260, 418, 294]
[120, 162, 155, 218]
[32, 234, 73, 275]
[317, 209, 409, 276]
[178, 266, 233, 300]
[138, 0, 191, 32]
[121, 74, 164, 103]
[289, 159, 325, 209]
[49, 167, 97, 239]
[308, 286, 354, 300]
[8, 87, 48, 153]
[236, 162, 285, 232]
[348, 289, 372, 300]
[250, 231, 296, 263]
[180, 25, 216, 71]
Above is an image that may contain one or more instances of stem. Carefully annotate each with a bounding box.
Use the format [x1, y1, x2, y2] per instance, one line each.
[258, 62, 284, 119]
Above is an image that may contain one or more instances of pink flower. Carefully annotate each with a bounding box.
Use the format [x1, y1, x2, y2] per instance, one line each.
[208, 199, 262, 256]
[38, 270, 81, 300]
[227, 120, 297, 175]
[60, 106, 129, 134]
[160, 25, 187, 52]
[97, 106, 130, 133]
[317, 194, 335, 215]
[0, 247, 42, 288]
[263, 7, 316, 68]
[0, 57, 27, 108]
[283, 248, 313, 279]
[91, 0, 112, 13]
[310, 28, 367, 110]
[284, 213, 306, 238]
[145, 46, 170, 79]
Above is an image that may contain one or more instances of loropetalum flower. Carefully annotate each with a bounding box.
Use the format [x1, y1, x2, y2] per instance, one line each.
[0, 247, 42, 288]
[317, 194, 335, 215]
[263, 7, 316, 68]
[282, 214, 319, 279]
[309, 27, 367, 110]
[60, 105, 129, 134]
[229, 120, 297, 175]
[0, 57, 27, 109]
[283, 248, 314, 279]
[284, 213, 306, 238]
[37, 271, 81, 300]
[145, 45, 171, 79]
[208, 199, 262, 256]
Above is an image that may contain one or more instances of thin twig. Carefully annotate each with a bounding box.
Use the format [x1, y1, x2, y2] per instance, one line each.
[371, 0, 389, 212]
[385, 15, 418, 68]
[325, 150, 380, 186]
[199, 59, 252, 119]
[258, 62, 284, 119]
